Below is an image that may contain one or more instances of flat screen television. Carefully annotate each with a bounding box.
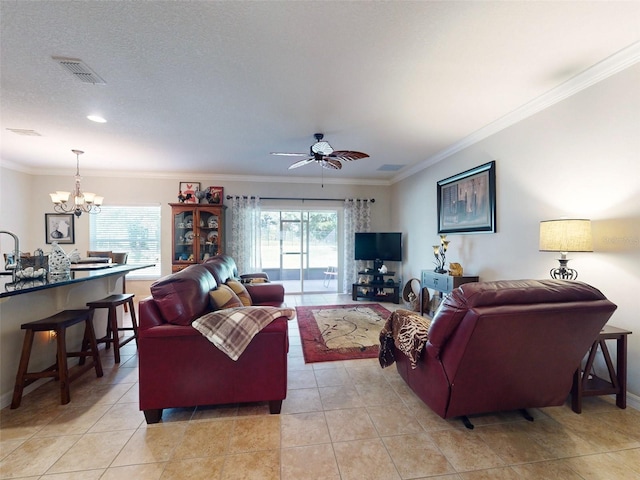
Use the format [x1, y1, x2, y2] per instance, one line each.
[354, 232, 402, 262]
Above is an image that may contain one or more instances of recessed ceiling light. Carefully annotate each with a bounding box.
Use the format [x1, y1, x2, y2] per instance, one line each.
[87, 115, 107, 123]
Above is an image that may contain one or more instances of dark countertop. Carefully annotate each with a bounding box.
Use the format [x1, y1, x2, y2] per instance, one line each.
[0, 264, 153, 298]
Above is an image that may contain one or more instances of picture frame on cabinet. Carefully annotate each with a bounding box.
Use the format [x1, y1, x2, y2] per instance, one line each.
[45, 213, 75, 244]
[179, 182, 200, 204]
[437, 161, 496, 234]
[207, 186, 224, 205]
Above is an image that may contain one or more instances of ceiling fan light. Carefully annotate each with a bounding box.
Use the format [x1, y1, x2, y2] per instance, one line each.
[87, 115, 107, 123]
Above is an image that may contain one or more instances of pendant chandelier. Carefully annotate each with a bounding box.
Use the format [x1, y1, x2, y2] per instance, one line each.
[49, 149, 104, 217]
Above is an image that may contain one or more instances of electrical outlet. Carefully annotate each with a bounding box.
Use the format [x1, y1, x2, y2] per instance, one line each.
[48, 330, 57, 343]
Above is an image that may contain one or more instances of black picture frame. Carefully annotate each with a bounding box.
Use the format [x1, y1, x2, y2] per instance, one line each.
[45, 213, 75, 244]
[437, 161, 496, 234]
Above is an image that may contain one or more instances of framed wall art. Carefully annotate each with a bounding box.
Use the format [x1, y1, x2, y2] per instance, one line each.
[179, 182, 200, 204]
[207, 186, 224, 205]
[437, 161, 496, 234]
[45, 213, 75, 244]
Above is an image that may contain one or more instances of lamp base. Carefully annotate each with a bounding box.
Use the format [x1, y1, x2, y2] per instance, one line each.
[550, 258, 578, 280]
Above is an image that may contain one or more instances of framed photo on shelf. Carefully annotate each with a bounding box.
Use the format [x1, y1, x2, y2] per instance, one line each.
[437, 161, 496, 234]
[45, 213, 75, 244]
[179, 182, 200, 204]
[207, 186, 224, 205]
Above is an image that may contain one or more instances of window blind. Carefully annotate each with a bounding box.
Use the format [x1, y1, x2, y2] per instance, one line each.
[89, 205, 161, 278]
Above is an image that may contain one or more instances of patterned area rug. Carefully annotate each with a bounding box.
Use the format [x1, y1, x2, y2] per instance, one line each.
[296, 303, 392, 363]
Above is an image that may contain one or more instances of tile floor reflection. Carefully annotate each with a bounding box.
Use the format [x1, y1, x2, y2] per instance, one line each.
[1, 293, 639, 479]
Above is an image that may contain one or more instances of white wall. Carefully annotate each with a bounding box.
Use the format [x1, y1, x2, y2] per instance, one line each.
[3, 172, 392, 278]
[392, 64, 640, 398]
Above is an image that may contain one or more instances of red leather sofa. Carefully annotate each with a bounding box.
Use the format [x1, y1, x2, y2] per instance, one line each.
[394, 279, 617, 427]
[138, 255, 288, 423]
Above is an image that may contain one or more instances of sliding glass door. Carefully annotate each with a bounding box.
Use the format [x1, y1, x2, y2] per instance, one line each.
[260, 210, 338, 293]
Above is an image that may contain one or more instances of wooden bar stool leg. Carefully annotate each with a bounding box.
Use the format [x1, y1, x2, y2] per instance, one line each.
[56, 326, 71, 405]
[84, 315, 103, 378]
[128, 298, 139, 348]
[109, 306, 121, 363]
[11, 330, 35, 409]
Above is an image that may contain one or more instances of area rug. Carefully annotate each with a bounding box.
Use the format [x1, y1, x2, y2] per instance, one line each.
[296, 303, 392, 363]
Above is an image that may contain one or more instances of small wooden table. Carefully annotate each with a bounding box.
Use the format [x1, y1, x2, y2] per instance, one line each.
[420, 271, 479, 316]
[571, 325, 632, 413]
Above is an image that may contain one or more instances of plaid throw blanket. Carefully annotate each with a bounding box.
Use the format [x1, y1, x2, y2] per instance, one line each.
[379, 309, 431, 369]
[193, 306, 296, 361]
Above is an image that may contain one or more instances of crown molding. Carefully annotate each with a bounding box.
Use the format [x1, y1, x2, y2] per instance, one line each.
[0, 161, 390, 187]
[392, 41, 640, 184]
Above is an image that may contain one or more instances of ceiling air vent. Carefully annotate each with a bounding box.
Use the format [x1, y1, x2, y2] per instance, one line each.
[6, 128, 42, 136]
[52, 57, 106, 85]
[377, 164, 405, 172]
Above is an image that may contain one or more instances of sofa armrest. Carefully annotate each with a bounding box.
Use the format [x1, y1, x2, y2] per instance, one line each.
[246, 283, 285, 304]
[240, 273, 270, 283]
[139, 296, 166, 329]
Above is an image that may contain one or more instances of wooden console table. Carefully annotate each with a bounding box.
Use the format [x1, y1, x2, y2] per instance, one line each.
[420, 270, 479, 315]
[571, 325, 632, 413]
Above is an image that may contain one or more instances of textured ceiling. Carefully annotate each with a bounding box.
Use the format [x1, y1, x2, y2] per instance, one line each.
[1, 1, 639, 183]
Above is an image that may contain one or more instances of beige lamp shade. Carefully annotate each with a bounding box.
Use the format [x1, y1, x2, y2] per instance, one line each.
[539, 219, 593, 252]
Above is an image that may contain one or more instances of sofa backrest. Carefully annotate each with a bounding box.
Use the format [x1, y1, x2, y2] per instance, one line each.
[425, 279, 617, 417]
[202, 254, 239, 285]
[150, 264, 217, 325]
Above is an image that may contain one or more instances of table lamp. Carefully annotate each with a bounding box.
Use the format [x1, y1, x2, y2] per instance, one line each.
[539, 219, 592, 280]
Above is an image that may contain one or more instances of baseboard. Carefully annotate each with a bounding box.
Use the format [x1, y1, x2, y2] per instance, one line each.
[626, 391, 640, 411]
[0, 378, 50, 410]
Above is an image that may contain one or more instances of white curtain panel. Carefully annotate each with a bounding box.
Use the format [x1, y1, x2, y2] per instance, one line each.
[343, 199, 371, 293]
[229, 196, 262, 274]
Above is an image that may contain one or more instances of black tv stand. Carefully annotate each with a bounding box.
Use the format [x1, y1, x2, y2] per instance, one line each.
[352, 266, 400, 304]
[373, 258, 383, 271]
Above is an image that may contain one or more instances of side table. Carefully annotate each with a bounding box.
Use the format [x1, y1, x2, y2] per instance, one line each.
[420, 270, 479, 316]
[571, 324, 632, 413]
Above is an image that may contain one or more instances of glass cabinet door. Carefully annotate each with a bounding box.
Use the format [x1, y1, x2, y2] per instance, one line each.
[198, 210, 220, 261]
[173, 208, 196, 265]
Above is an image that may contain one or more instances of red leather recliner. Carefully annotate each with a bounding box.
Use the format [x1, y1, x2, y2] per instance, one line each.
[138, 255, 288, 423]
[394, 279, 617, 426]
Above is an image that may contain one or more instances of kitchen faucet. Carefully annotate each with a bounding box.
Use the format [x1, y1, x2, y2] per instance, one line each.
[0, 230, 21, 282]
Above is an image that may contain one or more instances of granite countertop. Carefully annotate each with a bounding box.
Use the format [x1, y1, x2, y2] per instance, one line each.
[0, 264, 153, 298]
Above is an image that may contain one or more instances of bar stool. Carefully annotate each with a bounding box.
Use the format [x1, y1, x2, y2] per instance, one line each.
[11, 309, 103, 408]
[87, 293, 138, 363]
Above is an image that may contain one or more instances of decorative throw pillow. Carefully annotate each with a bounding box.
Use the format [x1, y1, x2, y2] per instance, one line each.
[209, 284, 243, 311]
[226, 279, 253, 306]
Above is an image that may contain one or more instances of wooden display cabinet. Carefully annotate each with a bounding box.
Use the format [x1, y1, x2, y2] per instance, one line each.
[170, 203, 226, 272]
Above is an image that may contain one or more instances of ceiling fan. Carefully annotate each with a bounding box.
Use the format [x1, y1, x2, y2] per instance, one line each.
[271, 133, 369, 170]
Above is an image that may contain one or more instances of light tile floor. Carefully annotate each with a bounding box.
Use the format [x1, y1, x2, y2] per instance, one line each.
[1, 293, 639, 479]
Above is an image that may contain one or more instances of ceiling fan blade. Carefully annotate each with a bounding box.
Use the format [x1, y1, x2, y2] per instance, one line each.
[322, 158, 342, 170]
[328, 150, 369, 162]
[270, 152, 308, 157]
[288, 157, 315, 169]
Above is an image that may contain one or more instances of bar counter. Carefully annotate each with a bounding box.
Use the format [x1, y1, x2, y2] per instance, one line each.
[0, 264, 152, 407]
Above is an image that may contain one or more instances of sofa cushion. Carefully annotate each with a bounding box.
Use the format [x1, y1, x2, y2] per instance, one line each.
[226, 279, 253, 306]
[150, 265, 217, 326]
[210, 284, 243, 310]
